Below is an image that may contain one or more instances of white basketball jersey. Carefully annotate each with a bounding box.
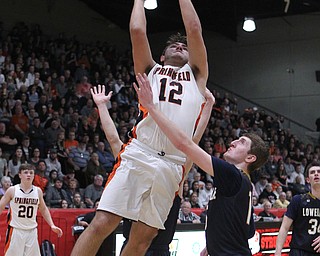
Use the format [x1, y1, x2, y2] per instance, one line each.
[8, 185, 39, 230]
[132, 63, 205, 160]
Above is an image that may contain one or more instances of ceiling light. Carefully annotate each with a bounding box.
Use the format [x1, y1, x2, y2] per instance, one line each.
[144, 0, 158, 10]
[243, 17, 256, 32]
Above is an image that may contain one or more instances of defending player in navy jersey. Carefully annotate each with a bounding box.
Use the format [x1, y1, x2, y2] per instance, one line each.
[0, 163, 62, 256]
[134, 73, 269, 256]
[275, 161, 320, 256]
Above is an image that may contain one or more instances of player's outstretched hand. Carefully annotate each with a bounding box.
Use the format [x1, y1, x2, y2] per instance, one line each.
[90, 84, 113, 106]
[133, 73, 153, 109]
[51, 225, 63, 237]
[312, 235, 320, 252]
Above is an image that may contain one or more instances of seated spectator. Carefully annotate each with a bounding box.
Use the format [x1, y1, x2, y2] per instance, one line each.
[190, 192, 203, 209]
[259, 183, 277, 204]
[45, 147, 63, 178]
[45, 177, 72, 208]
[28, 147, 42, 167]
[273, 192, 290, 209]
[258, 201, 280, 222]
[71, 192, 86, 209]
[8, 146, 27, 184]
[65, 177, 81, 202]
[85, 152, 106, 186]
[20, 135, 32, 160]
[177, 201, 201, 224]
[286, 190, 293, 202]
[198, 180, 213, 208]
[48, 169, 58, 187]
[193, 172, 205, 190]
[84, 174, 103, 208]
[95, 142, 114, 173]
[28, 117, 46, 157]
[0, 147, 7, 178]
[0, 176, 12, 208]
[61, 199, 69, 209]
[190, 181, 200, 197]
[254, 173, 268, 197]
[33, 160, 49, 194]
[288, 176, 310, 196]
[64, 130, 79, 153]
[181, 181, 191, 201]
[0, 121, 18, 159]
[252, 195, 263, 208]
[67, 140, 90, 188]
[287, 164, 305, 185]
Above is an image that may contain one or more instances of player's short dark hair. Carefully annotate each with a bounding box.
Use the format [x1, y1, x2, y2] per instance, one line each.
[244, 133, 269, 173]
[305, 161, 320, 177]
[162, 32, 187, 55]
[19, 163, 35, 172]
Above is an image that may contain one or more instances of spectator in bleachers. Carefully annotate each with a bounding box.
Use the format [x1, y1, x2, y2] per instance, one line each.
[45, 119, 64, 149]
[84, 174, 103, 208]
[48, 169, 58, 187]
[10, 103, 29, 143]
[33, 160, 49, 194]
[288, 164, 305, 185]
[288, 176, 309, 196]
[190, 192, 203, 209]
[199, 180, 213, 208]
[275, 161, 288, 186]
[258, 201, 280, 222]
[28, 116, 46, 156]
[45, 177, 71, 208]
[95, 141, 114, 174]
[254, 173, 268, 197]
[71, 191, 86, 209]
[8, 146, 27, 184]
[263, 154, 278, 179]
[45, 147, 63, 178]
[284, 156, 295, 178]
[252, 195, 262, 208]
[0, 147, 7, 178]
[0, 176, 11, 208]
[177, 201, 201, 224]
[273, 192, 290, 209]
[181, 181, 191, 201]
[85, 152, 106, 186]
[67, 139, 90, 188]
[0, 121, 17, 159]
[65, 177, 81, 202]
[259, 183, 277, 204]
[64, 130, 79, 152]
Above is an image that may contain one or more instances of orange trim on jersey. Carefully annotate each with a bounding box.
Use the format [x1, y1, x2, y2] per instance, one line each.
[131, 104, 149, 139]
[194, 102, 206, 133]
[104, 139, 132, 189]
[175, 165, 186, 197]
[4, 226, 13, 254]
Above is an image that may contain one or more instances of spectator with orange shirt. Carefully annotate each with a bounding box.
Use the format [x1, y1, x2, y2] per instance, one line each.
[33, 160, 49, 194]
[64, 130, 79, 152]
[10, 104, 29, 143]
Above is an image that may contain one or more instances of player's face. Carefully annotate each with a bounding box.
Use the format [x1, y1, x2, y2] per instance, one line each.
[19, 169, 35, 182]
[223, 136, 253, 165]
[163, 42, 189, 65]
[307, 166, 320, 186]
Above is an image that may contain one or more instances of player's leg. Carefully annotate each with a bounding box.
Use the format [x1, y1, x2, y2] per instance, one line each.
[24, 228, 41, 256]
[71, 211, 122, 256]
[5, 227, 25, 256]
[121, 221, 158, 256]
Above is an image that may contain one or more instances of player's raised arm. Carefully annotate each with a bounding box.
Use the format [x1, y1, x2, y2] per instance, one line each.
[134, 73, 213, 176]
[130, 0, 156, 74]
[91, 85, 122, 158]
[179, 0, 208, 93]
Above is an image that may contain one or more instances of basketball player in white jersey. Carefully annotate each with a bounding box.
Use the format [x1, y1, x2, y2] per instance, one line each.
[0, 163, 63, 255]
[71, 0, 208, 255]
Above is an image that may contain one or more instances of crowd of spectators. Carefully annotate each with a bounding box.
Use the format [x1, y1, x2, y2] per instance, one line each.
[0, 22, 319, 216]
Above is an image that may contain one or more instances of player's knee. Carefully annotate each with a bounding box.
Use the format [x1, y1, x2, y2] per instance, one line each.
[91, 211, 121, 236]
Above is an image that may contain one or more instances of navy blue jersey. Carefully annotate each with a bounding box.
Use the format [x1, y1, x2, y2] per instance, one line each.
[122, 195, 181, 254]
[286, 192, 320, 254]
[206, 156, 254, 256]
